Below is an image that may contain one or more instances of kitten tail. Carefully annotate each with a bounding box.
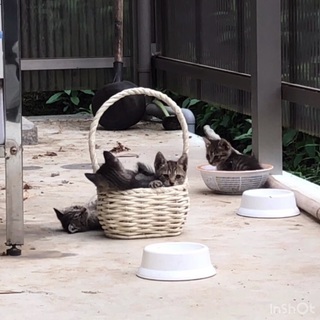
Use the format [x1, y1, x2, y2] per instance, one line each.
[203, 125, 221, 140]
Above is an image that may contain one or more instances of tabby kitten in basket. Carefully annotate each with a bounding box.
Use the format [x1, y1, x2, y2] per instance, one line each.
[203, 137, 262, 171]
[85, 150, 188, 189]
[54, 151, 188, 233]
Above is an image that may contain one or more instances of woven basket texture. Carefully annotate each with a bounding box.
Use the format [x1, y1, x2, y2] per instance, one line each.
[89, 87, 190, 239]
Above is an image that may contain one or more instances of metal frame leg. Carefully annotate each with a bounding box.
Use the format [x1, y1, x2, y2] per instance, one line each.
[251, 0, 282, 173]
[3, 0, 23, 255]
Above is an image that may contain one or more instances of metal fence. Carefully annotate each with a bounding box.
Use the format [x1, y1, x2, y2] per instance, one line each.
[19, 0, 320, 136]
[20, 0, 133, 91]
[153, 0, 320, 137]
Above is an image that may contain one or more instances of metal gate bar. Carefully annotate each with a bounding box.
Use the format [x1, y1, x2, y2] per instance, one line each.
[2, 0, 24, 255]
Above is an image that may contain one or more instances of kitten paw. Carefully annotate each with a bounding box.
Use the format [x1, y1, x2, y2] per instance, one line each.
[149, 180, 163, 188]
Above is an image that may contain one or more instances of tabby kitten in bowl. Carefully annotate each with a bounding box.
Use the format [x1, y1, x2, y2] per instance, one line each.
[54, 151, 188, 233]
[204, 137, 262, 171]
[203, 125, 262, 171]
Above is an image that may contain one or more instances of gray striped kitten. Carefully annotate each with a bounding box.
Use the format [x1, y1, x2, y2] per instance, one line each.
[55, 151, 188, 233]
[204, 137, 262, 171]
[54, 197, 100, 233]
[85, 150, 187, 189]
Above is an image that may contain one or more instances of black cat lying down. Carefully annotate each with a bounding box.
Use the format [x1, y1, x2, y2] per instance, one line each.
[54, 151, 188, 233]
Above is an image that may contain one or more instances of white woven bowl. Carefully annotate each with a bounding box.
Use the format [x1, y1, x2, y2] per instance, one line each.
[197, 164, 273, 195]
[237, 188, 300, 218]
[136, 242, 216, 281]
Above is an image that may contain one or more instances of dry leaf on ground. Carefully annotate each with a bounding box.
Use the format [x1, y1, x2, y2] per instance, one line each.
[109, 141, 131, 153]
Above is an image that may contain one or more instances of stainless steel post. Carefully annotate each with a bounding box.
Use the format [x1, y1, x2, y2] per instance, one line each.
[3, 0, 24, 253]
[251, 0, 282, 173]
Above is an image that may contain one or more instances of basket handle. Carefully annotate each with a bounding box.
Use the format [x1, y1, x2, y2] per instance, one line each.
[89, 87, 190, 172]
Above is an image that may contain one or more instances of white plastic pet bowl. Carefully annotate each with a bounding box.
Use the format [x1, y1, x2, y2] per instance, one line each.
[136, 242, 216, 281]
[237, 188, 300, 218]
[197, 164, 273, 195]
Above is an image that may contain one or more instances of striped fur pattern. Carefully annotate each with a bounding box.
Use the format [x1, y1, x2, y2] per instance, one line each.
[54, 151, 188, 234]
[85, 151, 188, 190]
[204, 137, 262, 171]
[54, 196, 100, 233]
[154, 151, 188, 187]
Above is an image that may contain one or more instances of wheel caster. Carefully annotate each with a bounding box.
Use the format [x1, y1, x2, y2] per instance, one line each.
[6, 245, 21, 256]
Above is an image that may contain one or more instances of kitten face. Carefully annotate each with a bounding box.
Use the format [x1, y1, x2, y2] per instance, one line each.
[154, 152, 188, 187]
[204, 137, 232, 166]
[54, 206, 89, 233]
[85, 151, 187, 190]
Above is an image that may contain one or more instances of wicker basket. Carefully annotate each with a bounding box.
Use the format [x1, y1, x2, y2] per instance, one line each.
[88, 87, 190, 239]
[197, 164, 273, 195]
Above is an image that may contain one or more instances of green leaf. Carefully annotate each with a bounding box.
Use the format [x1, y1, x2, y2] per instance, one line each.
[198, 109, 214, 126]
[46, 92, 64, 104]
[80, 89, 95, 95]
[243, 145, 252, 154]
[63, 105, 69, 112]
[221, 115, 230, 127]
[293, 154, 304, 168]
[182, 98, 191, 108]
[70, 96, 80, 106]
[234, 131, 252, 141]
[78, 107, 92, 114]
[283, 129, 298, 147]
[304, 144, 318, 157]
[153, 99, 170, 117]
[71, 90, 78, 97]
[188, 98, 201, 107]
[64, 90, 71, 96]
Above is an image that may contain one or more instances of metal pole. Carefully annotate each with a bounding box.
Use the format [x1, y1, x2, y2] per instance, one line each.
[251, 0, 282, 173]
[137, 0, 152, 87]
[113, 0, 124, 82]
[3, 0, 24, 255]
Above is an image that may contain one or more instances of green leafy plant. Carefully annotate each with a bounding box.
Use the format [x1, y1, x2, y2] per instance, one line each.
[46, 89, 94, 113]
[153, 99, 170, 117]
[162, 89, 320, 185]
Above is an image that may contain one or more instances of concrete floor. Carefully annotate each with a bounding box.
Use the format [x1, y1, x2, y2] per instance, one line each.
[0, 116, 320, 320]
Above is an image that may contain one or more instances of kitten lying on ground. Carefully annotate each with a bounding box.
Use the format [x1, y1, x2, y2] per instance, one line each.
[54, 196, 100, 233]
[54, 151, 188, 233]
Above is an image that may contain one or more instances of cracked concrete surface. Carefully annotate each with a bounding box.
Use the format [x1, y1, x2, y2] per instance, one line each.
[0, 116, 320, 320]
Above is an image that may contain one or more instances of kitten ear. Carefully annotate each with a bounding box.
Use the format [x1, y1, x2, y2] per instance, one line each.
[54, 208, 63, 220]
[178, 153, 188, 172]
[103, 151, 115, 163]
[85, 173, 97, 184]
[85, 173, 110, 189]
[79, 208, 89, 224]
[154, 151, 166, 170]
[203, 137, 211, 147]
[218, 139, 230, 150]
[101, 151, 123, 171]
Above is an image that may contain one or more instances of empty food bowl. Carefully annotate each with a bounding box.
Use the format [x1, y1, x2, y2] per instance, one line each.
[237, 188, 300, 218]
[197, 164, 273, 195]
[136, 242, 216, 281]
